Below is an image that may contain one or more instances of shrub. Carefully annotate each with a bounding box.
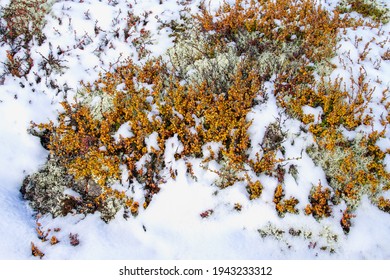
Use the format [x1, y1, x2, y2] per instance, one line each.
[273, 184, 299, 217]
[340, 207, 355, 234]
[244, 173, 263, 200]
[304, 182, 333, 220]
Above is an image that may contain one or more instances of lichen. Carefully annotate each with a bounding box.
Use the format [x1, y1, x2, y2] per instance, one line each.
[98, 196, 123, 223]
[21, 156, 130, 222]
[168, 24, 241, 93]
[20, 158, 74, 217]
[213, 156, 243, 189]
[259, 222, 339, 254]
[76, 89, 115, 121]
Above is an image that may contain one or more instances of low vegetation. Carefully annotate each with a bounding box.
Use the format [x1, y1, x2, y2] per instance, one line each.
[5, 0, 389, 234]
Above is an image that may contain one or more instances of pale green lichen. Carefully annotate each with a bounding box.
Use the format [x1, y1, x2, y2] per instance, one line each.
[76, 89, 115, 121]
[168, 25, 241, 93]
[168, 25, 302, 93]
[259, 222, 339, 254]
[258, 223, 286, 241]
[314, 60, 335, 77]
[253, 41, 301, 77]
[214, 156, 242, 189]
[20, 157, 74, 217]
[319, 225, 339, 245]
[21, 157, 126, 221]
[99, 196, 123, 223]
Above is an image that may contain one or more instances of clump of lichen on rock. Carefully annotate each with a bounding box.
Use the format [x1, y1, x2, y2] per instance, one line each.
[21, 155, 130, 222]
[21, 158, 74, 217]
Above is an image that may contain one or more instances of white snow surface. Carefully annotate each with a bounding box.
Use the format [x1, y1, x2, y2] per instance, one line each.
[1, 0, 390, 259]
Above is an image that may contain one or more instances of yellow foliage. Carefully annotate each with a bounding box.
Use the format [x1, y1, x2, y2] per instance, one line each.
[305, 182, 332, 220]
[273, 184, 299, 217]
[245, 173, 263, 200]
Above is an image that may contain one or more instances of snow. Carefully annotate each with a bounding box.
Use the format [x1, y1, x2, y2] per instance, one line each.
[113, 121, 134, 142]
[145, 131, 160, 152]
[1, 0, 390, 261]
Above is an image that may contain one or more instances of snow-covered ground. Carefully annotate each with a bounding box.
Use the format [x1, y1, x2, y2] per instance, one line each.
[1, 0, 390, 260]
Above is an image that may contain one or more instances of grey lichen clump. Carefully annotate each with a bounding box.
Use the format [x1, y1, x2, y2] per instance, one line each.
[167, 21, 305, 96]
[168, 24, 241, 93]
[21, 157, 125, 222]
[99, 196, 123, 223]
[258, 222, 339, 254]
[214, 158, 241, 189]
[75, 89, 115, 121]
[261, 121, 286, 152]
[20, 158, 75, 217]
